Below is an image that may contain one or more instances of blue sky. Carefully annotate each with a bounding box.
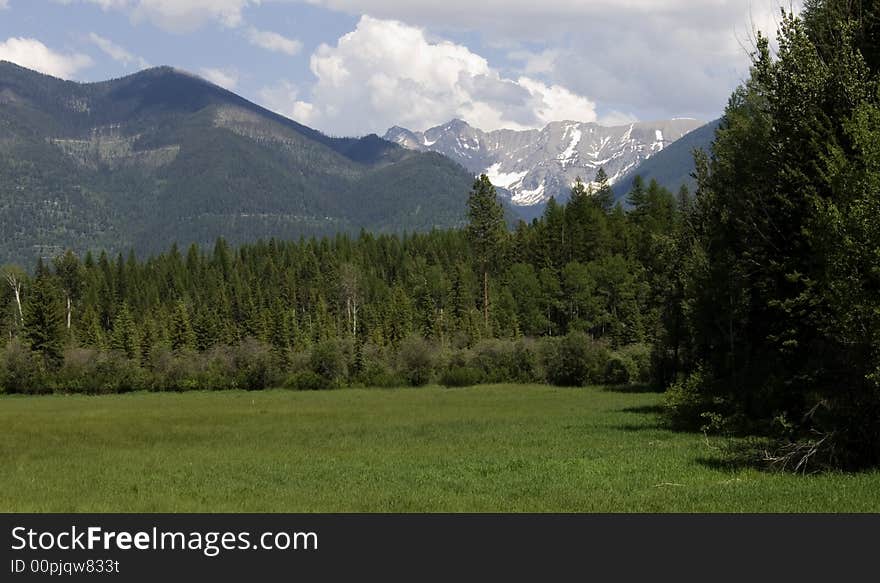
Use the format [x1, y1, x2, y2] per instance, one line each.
[0, 1, 796, 136]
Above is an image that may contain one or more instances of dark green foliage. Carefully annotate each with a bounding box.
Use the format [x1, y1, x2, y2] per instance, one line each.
[169, 302, 196, 352]
[110, 303, 138, 359]
[439, 366, 485, 388]
[57, 348, 146, 394]
[605, 353, 637, 386]
[309, 340, 346, 386]
[230, 339, 277, 391]
[396, 335, 435, 387]
[663, 368, 717, 431]
[469, 339, 540, 384]
[543, 332, 610, 387]
[659, 2, 880, 469]
[0, 148, 696, 402]
[618, 343, 652, 385]
[23, 262, 65, 368]
[0, 338, 47, 394]
[467, 174, 508, 329]
[285, 371, 332, 391]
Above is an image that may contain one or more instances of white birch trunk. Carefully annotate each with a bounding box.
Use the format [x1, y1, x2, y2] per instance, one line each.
[6, 274, 23, 325]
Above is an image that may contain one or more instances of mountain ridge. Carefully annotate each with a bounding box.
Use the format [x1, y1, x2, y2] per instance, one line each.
[0, 62, 476, 266]
[384, 117, 706, 209]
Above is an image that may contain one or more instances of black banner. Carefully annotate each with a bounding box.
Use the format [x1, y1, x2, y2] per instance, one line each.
[1, 514, 876, 581]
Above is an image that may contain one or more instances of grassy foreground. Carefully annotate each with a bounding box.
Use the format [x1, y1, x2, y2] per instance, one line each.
[1, 385, 878, 512]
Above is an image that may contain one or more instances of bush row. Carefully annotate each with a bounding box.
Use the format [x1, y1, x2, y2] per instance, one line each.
[0, 333, 653, 395]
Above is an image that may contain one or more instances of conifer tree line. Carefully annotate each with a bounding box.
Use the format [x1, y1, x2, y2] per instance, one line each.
[662, 1, 880, 469]
[1, 165, 684, 396]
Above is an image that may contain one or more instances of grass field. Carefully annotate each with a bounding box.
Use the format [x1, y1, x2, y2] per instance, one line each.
[1, 385, 878, 512]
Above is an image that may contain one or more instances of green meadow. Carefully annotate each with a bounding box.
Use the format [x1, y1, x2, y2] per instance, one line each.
[1, 385, 878, 513]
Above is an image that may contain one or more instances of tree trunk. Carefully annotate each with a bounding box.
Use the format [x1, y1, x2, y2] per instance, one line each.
[6, 274, 23, 325]
[483, 269, 489, 330]
[352, 298, 359, 337]
[67, 296, 72, 330]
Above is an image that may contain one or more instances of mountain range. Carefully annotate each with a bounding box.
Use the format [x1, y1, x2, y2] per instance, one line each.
[384, 117, 707, 212]
[0, 61, 476, 266]
[1, 61, 719, 267]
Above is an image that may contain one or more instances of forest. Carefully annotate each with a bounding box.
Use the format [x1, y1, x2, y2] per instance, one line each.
[2, 0, 879, 470]
[0, 169, 671, 394]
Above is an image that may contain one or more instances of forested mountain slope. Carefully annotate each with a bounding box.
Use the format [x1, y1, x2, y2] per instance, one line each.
[0, 62, 476, 266]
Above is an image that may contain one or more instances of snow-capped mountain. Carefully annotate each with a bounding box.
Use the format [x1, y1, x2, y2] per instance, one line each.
[384, 118, 705, 207]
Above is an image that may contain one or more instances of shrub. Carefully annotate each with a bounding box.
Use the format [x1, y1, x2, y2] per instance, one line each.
[0, 339, 47, 394]
[93, 351, 146, 393]
[56, 348, 146, 394]
[285, 370, 332, 391]
[349, 342, 403, 387]
[397, 335, 435, 387]
[310, 339, 345, 385]
[148, 347, 202, 392]
[664, 367, 715, 429]
[200, 346, 238, 391]
[232, 338, 278, 390]
[619, 343, 652, 384]
[510, 339, 540, 383]
[605, 352, 637, 385]
[469, 339, 539, 384]
[439, 366, 484, 388]
[543, 332, 610, 387]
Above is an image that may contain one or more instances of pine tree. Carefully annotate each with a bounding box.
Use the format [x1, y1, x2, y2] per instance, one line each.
[110, 303, 138, 360]
[170, 301, 195, 352]
[594, 167, 615, 212]
[24, 259, 65, 368]
[466, 174, 507, 330]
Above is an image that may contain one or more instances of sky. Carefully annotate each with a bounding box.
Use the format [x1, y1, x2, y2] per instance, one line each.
[0, 0, 800, 137]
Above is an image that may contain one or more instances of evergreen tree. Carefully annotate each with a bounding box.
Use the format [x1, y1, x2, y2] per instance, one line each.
[24, 259, 65, 368]
[110, 303, 139, 360]
[466, 174, 507, 329]
[593, 167, 615, 212]
[668, 4, 880, 467]
[170, 301, 196, 352]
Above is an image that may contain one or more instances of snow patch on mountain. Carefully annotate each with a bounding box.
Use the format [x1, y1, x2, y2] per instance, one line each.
[486, 162, 528, 191]
[558, 126, 582, 168]
[384, 118, 705, 207]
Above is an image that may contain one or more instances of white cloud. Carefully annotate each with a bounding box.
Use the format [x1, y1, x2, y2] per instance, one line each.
[288, 16, 597, 136]
[301, 0, 799, 120]
[87, 33, 149, 68]
[200, 67, 239, 90]
[53, 0, 131, 8]
[508, 49, 559, 76]
[259, 80, 315, 124]
[131, 0, 257, 33]
[0, 1, 9, 10]
[0, 37, 93, 79]
[55, 0, 257, 32]
[246, 28, 302, 56]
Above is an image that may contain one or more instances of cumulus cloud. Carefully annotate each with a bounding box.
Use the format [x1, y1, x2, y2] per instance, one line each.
[259, 80, 316, 124]
[0, 37, 93, 79]
[87, 33, 149, 68]
[200, 67, 239, 90]
[132, 0, 258, 32]
[285, 16, 598, 136]
[300, 0, 798, 120]
[0, 0, 9, 10]
[246, 28, 302, 56]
